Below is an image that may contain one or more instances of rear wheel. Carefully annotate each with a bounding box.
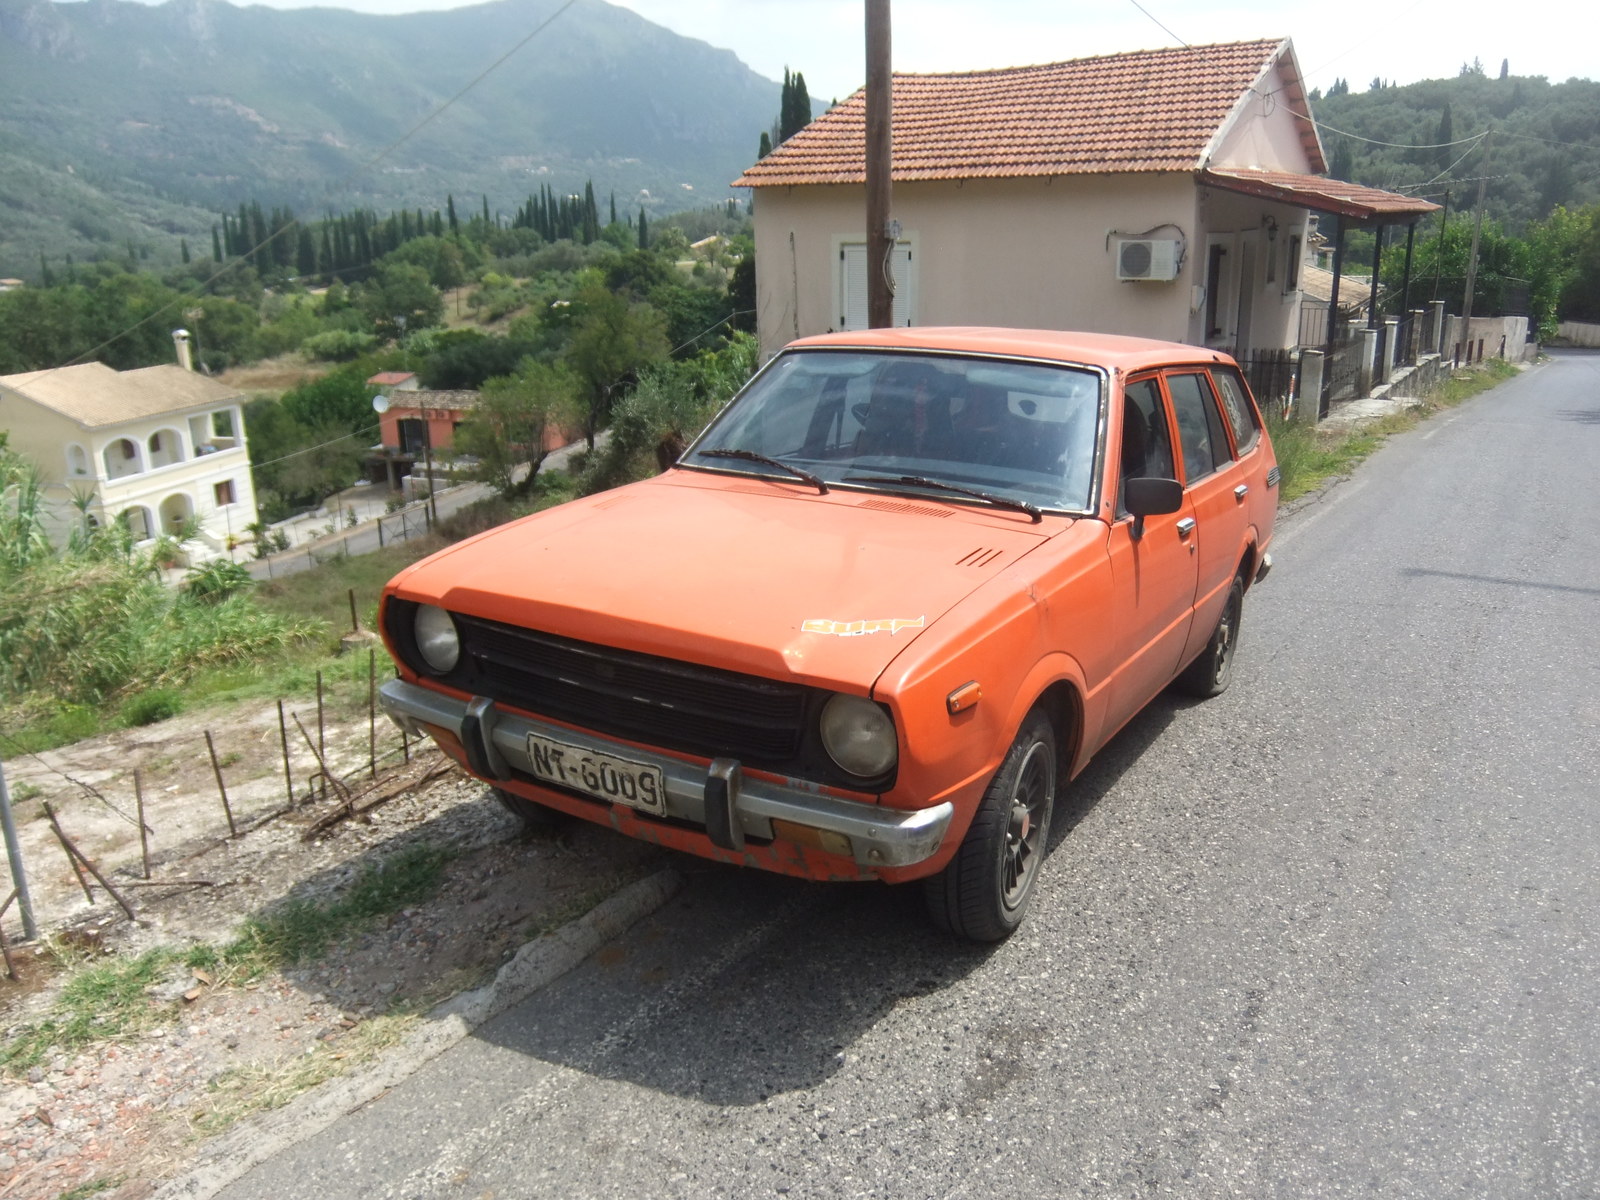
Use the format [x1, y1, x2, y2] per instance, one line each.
[1176, 572, 1245, 698]
[924, 709, 1057, 942]
[491, 787, 570, 835]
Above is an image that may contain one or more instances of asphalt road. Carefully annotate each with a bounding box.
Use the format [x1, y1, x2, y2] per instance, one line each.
[213, 351, 1600, 1200]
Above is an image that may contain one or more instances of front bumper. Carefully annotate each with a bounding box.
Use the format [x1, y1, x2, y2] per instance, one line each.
[379, 678, 953, 871]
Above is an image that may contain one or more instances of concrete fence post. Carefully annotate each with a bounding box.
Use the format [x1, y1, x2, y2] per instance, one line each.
[1297, 351, 1325, 427]
[1359, 327, 1379, 396]
[1382, 317, 1400, 384]
[1429, 300, 1448, 356]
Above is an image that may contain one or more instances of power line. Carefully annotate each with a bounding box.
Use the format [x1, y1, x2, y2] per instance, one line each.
[1124, 0, 1189, 48]
[49, 0, 582, 376]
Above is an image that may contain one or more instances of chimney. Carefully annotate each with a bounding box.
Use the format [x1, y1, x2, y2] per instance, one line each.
[172, 328, 193, 372]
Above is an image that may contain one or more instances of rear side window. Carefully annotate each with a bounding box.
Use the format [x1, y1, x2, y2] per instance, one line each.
[1211, 367, 1260, 454]
[1167, 372, 1233, 482]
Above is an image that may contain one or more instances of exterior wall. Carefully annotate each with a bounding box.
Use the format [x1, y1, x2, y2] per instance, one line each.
[1555, 320, 1600, 348]
[379, 408, 463, 452]
[1207, 69, 1322, 175]
[752, 175, 1207, 360]
[752, 173, 1309, 361]
[1194, 184, 1308, 354]
[0, 389, 257, 561]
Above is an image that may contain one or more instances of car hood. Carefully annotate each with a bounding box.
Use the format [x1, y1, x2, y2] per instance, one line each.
[389, 472, 1060, 689]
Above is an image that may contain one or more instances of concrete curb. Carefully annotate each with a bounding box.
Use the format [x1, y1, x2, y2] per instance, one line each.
[152, 867, 684, 1200]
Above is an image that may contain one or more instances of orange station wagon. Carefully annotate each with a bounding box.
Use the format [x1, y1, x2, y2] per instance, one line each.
[378, 328, 1278, 940]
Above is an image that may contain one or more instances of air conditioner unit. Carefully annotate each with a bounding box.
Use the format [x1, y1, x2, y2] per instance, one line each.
[1116, 238, 1181, 282]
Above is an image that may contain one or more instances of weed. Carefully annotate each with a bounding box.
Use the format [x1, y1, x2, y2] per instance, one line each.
[57, 1178, 125, 1199]
[121, 689, 184, 727]
[10, 780, 42, 802]
[223, 844, 451, 975]
[189, 1011, 420, 1136]
[1, 844, 455, 1075]
[0, 947, 187, 1072]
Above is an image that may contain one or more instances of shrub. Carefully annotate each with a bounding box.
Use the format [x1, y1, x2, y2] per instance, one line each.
[122, 689, 184, 726]
[182, 559, 256, 604]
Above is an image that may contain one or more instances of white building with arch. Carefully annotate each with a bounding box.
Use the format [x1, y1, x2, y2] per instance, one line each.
[0, 361, 257, 564]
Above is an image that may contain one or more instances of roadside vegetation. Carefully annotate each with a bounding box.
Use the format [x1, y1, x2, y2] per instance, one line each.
[1267, 357, 1519, 503]
[0, 845, 452, 1075]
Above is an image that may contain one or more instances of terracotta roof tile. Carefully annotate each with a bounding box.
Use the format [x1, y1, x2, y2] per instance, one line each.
[735, 39, 1289, 187]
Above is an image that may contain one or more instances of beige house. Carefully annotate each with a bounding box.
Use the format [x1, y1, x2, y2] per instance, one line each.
[0, 360, 257, 562]
[734, 38, 1435, 367]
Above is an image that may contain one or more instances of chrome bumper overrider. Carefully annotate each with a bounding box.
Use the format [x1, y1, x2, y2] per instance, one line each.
[379, 678, 952, 869]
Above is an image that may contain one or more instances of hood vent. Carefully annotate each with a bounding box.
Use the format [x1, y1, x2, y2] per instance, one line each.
[858, 498, 951, 518]
[956, 547, 1005, 568]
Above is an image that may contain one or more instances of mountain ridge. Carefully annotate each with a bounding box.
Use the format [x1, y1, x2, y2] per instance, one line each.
[0, 0, 778, 274]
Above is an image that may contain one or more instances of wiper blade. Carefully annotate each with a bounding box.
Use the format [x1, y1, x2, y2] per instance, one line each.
[697, 448, 829, 494]
[846, 474, 1042, 523]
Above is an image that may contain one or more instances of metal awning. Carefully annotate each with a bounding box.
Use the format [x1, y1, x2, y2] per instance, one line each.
[1198, 167, 1440, 222]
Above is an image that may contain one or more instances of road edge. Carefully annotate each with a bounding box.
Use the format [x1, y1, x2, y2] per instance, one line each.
[150, 867, 684, 1200]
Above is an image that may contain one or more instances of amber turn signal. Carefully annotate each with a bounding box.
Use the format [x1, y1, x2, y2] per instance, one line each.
[946, 681, 982, 714]
[770, 818, 853, 858]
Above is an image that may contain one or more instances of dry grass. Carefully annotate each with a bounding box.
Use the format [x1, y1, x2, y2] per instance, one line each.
[216, 354, 331, 395]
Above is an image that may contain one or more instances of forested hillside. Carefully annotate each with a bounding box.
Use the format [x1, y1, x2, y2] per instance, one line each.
[1311, 63, 1600, 229]
[0, 0, 779, 276]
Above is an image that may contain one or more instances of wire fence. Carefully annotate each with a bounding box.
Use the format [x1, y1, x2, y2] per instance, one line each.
[255, 504, 435, 578]
[1, 643, 438, 960]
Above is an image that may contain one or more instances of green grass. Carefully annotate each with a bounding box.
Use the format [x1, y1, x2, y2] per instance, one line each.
[1268, 358, 1520, 503]
[220, 843, 451, 975]
[1, 844, 453, 1075]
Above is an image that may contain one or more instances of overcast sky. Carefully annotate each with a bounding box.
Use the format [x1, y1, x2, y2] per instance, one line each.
[197, 0, 1590, 103]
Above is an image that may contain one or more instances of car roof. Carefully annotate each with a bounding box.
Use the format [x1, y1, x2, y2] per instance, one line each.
[786, 327, 1237, 373]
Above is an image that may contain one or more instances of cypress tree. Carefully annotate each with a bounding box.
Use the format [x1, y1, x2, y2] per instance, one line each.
[212, 224, 223, 262]
[447, 194, 459, 234]
[610, 191, 617, 226]
[181, 238, 190, 264]
[638, 207, 648, 249]
[758, 131, 772, 159]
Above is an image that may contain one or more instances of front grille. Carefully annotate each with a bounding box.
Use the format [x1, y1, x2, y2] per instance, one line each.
[454, 614, 809, 767]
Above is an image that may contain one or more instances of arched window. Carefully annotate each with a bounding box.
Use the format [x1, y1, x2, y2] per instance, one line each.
[103, 438, 143, 480]
[159, 492, 195, 535]
[118, 506, 155, 541]
[148, 428, 186, 469]
[66, 444, 91, 478]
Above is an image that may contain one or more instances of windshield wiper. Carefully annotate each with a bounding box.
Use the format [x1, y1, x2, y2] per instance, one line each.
[696, 448, 829, 494]
[846, 474, 1042, 523]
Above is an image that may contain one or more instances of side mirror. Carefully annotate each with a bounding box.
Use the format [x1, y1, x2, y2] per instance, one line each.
[1123, 476, 1182, 540]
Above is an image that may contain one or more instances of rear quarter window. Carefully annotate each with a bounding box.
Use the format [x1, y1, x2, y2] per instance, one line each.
[1211, 367, 1261, 455]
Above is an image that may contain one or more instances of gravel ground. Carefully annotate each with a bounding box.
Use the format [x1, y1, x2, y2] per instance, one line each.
[1, 752, 664, 1200]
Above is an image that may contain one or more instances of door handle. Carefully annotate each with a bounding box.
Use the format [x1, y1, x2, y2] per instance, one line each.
[1176, 517, 1197, 537]
[1234, 484, 1250, 501]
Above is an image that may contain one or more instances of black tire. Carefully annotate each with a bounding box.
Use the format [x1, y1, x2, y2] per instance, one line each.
[924, 709, 1057, 942]
[491, 787, 570, 835]
[1176, 572, 1245, 699]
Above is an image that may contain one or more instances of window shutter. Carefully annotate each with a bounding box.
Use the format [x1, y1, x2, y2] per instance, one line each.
[841, 242, 915, 330]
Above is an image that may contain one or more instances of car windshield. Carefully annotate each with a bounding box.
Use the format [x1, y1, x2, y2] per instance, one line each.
[680, 350, 1105, 513]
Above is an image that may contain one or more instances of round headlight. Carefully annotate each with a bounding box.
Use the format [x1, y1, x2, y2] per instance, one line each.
[413, 604, 460, 673]
[819, 693, 898, 779]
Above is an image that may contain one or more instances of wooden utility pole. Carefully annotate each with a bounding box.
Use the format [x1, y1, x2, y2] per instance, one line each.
[1460, 136, 1490, 333]
[865, 0, 894, 328]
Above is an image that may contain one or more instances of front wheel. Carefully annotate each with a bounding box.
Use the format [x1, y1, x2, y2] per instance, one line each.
[924, 709, 1057, 942]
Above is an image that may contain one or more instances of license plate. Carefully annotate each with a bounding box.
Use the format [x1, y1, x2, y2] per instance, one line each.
[525, 733, 668, 816]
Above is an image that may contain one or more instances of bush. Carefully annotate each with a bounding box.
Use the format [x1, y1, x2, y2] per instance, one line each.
[182, 559, 256, 604]
[301, 329, 380, 362]
[121, 689, 184, 726]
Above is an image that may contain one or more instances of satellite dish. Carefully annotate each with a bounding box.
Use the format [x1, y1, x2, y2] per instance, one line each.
[372, 395, 390, 414]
